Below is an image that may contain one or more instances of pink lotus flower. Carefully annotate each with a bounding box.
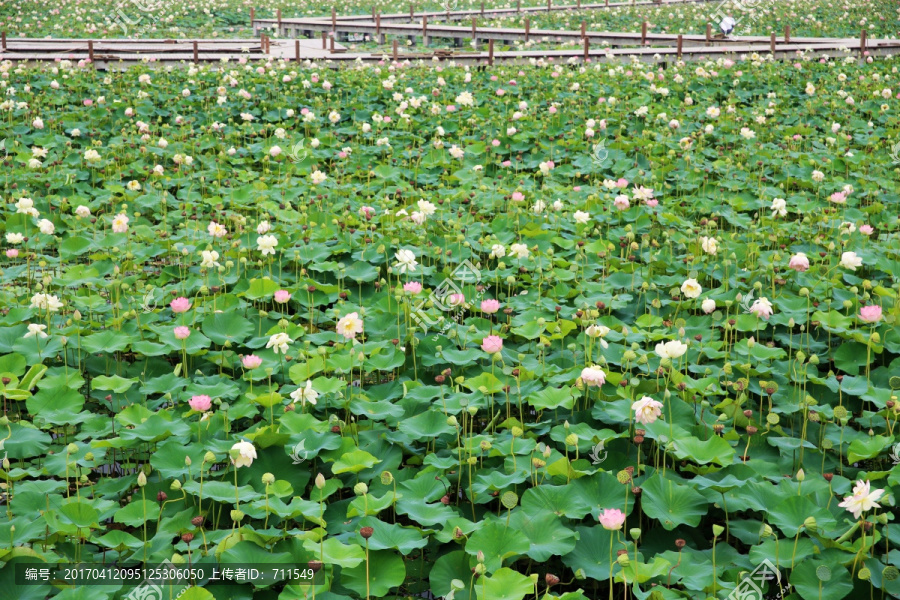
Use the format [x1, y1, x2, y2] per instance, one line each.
[174, 326, 191, 340]
[83, 99, 93, 106]
[598, 508, 626, 530]
[6, 249, 18, 258]
[859, 225, 874, 235]
[632, 396, 664, 425]
[788, 253, 810, 272]
[274, 290, 291, 303]
[189, 395, 212, 412]
[580, 366, 606, 387]
[511, 192, 525, 202]
[749, 297, 774, 320]
[404, 281, 423, 295]
[448, 293, 465, 307]
[491, 139, 500, 147]
[829, 191, 847, 204]
[859, 305, 882, 323]
[242, 354, 262, 369]
[170, 297, 191, 313]
[481, 335, 503, 353]
[646, 198, 659, 207]
[613, 195, 630, 211]
[481, 299, 500, 314]
[616, 178, 628, 188]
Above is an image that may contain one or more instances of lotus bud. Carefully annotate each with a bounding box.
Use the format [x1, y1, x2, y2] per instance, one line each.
[185, 456, 192, 466]
[803, 516, 817, 532]
[315, 473, 326, 489]
[137, 471, 147, 487]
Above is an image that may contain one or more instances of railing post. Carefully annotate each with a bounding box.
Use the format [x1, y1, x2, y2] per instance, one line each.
[250, 7, 255, 22]
[860, 29, 867, 56]
[472, 17, 477, 39]
[580, 20, 585, 40]
[517, 0, 521, 12]
[488, 38, 494, 65]
[392, 39, 398, 59]
[705, 23, 711, 42]
[88, 39, 94, 62]
[547, 0, 551, 10]
[376, 12, 381, 38]
[331, 7, 336, 33]
[193, 40, 198, 63]
[322, 31, 327, 49]
[641, 21, 647, 45]
[481, 1, 485, 16]
[276, 8, 281, 28]
[422, 14, 427, 39]
[677, 34, 682, 58]
[1, 32, 5, 51]
[295, 39, 300, 62]
[583, 36, 589, 61]
[784, 24, 790, 43]
[525, 18, 530, 42]
[770, 32, 776, 54]
[330, 35, 335, 53]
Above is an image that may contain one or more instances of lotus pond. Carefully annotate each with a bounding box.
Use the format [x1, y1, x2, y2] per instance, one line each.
[0, 47, 899, 600]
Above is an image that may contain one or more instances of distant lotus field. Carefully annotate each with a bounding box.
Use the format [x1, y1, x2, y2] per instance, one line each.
[1, 44, 900, 600]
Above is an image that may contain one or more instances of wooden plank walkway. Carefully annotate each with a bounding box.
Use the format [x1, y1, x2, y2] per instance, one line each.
[253, 16, 893, 52]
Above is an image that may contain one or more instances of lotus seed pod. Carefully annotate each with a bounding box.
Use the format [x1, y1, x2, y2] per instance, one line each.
[84, 452, 94, 461]
[467, 456, 477, 466]
[380, 471, 393, 485]
[354, 482, 368, 496]
[204, 451, 216, 463]
[171, 479, 182, 490]
[480, 440, 492, 451]
[511, 426, 523, 438]
[833, 406, 848, 420]
[616, 470, 631, 484]
[315, 473, 326, 490]
[630, 528, 641, 540]
[822, 439, 833, 450]
[66, 443, 78, 454]
[883, 566, 899, 581]
[712, 524, 724, 537]
[531, 458, 545, 468]
[858, 568, 871, 581]
[616, 553, 630, 567]
[816, 566, 832, 581]
[447, 416, 458, 427]
[622, 350, 637, 361]
[262, 473, 275, 485]
[795, 350, 806, 363]
[231, 510, 245, 523]
[501, 491, 518, 509]
[137, 471, 147, 487]
[574, 569, 586, 580]
[766, 413, 780, 426]
[474, 563, 486, 575]
[565, 433, 579, 447]
[808, 354, 819, 365]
